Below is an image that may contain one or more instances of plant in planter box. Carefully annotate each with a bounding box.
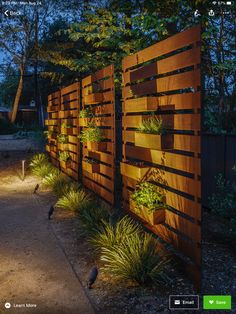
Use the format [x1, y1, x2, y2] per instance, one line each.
[83, 157, 100, 173]
[59, 151, 71, 168]
[130, 182, 166, 225]
[79, 106, 94, 118]
[57, 134, 68, 144]
[61, 121, 73, 128]
[135, 116, 173, 150]
[79, 126, 107, 151]
[79, 106, 94, 126]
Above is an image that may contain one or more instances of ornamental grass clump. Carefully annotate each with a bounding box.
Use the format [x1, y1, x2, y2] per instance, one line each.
[101, 232, 171, 286]
[91, 215, 141, 251]
[131, 182, 166, 213]
[79, 205, 110, 236]
[137, 116, 165, 134]
[30, 153, 49, 169]
[30, 153, 55, 179]
[56, 189, 93, 212]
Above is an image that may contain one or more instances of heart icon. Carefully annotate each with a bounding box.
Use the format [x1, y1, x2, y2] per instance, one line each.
[209, 300, 214, 304]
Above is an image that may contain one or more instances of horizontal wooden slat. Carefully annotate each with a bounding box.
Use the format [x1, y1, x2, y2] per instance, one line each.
[122, 25, 201, 70]
[83, 177, 113, 204]
[123, 144, 200, 175]
[123, 92, 200, 112]
[82, 65, 114, 87]
[123, 131, 200, 153]
[61, 82, 80, 96]
[122, 113, 200, 131]
[123, 47, 200, 85]
[123, 69, 200, 99]
[83, 170, 114, 191]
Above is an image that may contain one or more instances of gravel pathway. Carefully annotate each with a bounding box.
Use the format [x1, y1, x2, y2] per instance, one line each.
[0, 153, 95, 314]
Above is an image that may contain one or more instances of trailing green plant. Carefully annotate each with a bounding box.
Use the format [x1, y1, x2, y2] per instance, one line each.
[91, 215, 141, 251]
[57, 133, 68, 143]
[131, 182, 166, 213]
[79, 106, 94, 118]
[101, 232, 171, 286]
[61, 121, 73, 128]
[58, 151, 71, 162]
[137, 116, 165, 134]
[56, 189, 94, 212]
[79, 205, 110, 236]
[30, 153, 49, 169]
[79, 126, 104, 143]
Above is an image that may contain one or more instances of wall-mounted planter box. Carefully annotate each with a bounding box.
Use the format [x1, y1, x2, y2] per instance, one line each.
[61, 127, 74, 136]
[57, 143, 68, 150]
[87, 141, 107, 152]
[134, 132, 173, 150]
[84, 93, 104, 104]
[60, 160, 71, 169]
[82, 160, 100, 174]
[130, 200, 165, 225]
[124, 97, 158, 112]
[120, 162, 149, 181]
[78, 118, 92, 127]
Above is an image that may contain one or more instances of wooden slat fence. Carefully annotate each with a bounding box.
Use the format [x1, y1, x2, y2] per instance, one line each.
[58, 82, 80, 180]
[81, 65, 116, 205]
[121, 25, 201, 288]
[45, 90, 60, 166]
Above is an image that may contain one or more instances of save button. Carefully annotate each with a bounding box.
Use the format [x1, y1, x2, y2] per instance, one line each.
[203, 295, 231, 310]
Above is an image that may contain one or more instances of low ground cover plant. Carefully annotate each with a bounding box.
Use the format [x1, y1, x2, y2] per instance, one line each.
[56, 189, 94, 212]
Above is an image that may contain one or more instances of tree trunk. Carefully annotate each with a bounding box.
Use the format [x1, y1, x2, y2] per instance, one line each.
[11, 64, 24, 123]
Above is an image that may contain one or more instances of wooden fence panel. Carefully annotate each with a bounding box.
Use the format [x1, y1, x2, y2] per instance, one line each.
[58, 82, 80, 180]
[45, 91, 60, 167]
[81, 65, 116, 205]
[45, 83, 80, 179]
[121, 25, 201, 289]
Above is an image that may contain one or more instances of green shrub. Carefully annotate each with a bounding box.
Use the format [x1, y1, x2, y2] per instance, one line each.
[91, 215, 141, 251]
[101, 232, 170, 286]
[58, 151, 71, 162]
[137, 116, 165, 134]
[56, 189, 93, 212]
[209, 172, 236, 234]
[79, 205, 110, 236]
[79, 106, 94, 118]
[79, 126, 104, 143]
[131, 182, 166, 213]
[57, 134, 68, 143]
[30, 153, 49, 169]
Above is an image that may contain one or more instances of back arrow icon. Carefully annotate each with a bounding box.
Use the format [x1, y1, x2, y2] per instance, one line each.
[4, 10, 9, 17]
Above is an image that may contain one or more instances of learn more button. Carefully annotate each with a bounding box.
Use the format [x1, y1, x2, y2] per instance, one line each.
[203, 295, 231, 310]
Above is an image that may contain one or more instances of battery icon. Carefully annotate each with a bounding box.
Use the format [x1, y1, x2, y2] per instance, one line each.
[226, 1, 232, 4]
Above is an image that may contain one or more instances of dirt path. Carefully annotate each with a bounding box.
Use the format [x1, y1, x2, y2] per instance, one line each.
[0, 153, 95, 314]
